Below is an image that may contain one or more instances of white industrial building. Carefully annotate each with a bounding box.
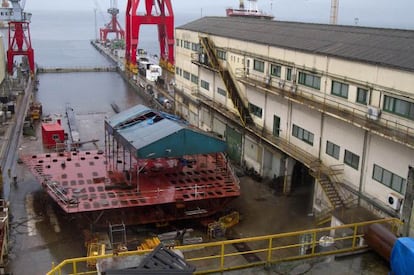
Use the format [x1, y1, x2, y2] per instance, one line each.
[173, 17, 414, 236]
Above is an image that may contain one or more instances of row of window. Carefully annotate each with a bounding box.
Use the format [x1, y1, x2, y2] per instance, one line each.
[175, 66, 198, 85]
[176, 39, 200, 52]
[384, 95, 414, 120]
[325, 140, 360, 169]
[298, 73, 414, 120]
[329, 141, 405, 193]
[288, 125, 406, 193]
[373, 164, 406, 194]
[325, 140, 406, 194]
[292, 124, 314, 145]
[251, 58, 414, 120]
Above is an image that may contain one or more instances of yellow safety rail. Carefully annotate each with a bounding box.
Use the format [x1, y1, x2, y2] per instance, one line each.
[47, 218, 401, 275]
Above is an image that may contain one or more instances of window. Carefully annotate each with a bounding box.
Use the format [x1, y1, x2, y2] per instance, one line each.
[326, 141, 340, 159]
[217, 87, 226, 97]
[191, 43, 200, 51]
[344, 150, 359, 170]
[191, 74, 198, 84]
[270, 64, 281, 77]
[384, 95, 414, 120]
[298, 71, 320, 90]
[183, 40, 191, 49]
[331, 81, 349, 99]
[253, 59, 265, 73]
[292, 124, 314, 145]
[183, 70, 190, 80]
[356, 87, 368, 105]
[286, 67, 292, 81]
[176, 39, 180, 47]
[248, 103, 262, 118]
[201, 80, 209, 91]
[175, 67, 182, 76]
[273, 115, 280, 137]
[217, 50, 227, 60]
[373, 164, 406, 194]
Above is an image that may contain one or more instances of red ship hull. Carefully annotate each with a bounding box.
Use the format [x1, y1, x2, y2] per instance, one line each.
[22, 150, 240, 226]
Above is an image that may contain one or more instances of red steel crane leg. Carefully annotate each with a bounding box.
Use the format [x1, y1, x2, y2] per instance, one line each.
[7, 21, 34, 74]
[126, 0, 174, 71]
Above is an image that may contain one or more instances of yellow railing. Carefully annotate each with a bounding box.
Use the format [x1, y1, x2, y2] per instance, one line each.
[47, 218, 401, 275]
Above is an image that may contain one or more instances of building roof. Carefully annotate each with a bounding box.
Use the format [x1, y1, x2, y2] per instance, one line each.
[105, 105, 227, 159]
[177, 17, 414, 72]
[41, 121, 64, 132]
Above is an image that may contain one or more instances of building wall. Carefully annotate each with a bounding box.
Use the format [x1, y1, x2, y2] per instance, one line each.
[364, 135, 414, 205]
[174, 28, 414, 219]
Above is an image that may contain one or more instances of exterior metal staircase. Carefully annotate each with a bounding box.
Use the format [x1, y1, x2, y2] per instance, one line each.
[309, 161, 354, 223]
[199, 36, 253, 126]
[318, 174, 344, 209]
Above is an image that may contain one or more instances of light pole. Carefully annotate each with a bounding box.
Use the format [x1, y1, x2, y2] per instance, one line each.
[94, 8, 98, 40]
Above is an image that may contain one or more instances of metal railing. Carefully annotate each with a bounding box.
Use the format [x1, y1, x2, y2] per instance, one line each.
[237, 71, 414, 148]
[36, 66, 117, 73]
[47, 218, 401, 275]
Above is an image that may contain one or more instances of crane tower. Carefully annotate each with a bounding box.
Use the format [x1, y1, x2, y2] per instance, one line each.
[100, 0, 125, 41]
[330, 0, 339, 25]
[125, 0, 174, 72]
[0, 0, 34, 74]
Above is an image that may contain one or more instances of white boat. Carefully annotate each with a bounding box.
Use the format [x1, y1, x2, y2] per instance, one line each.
[226, 0, 274, 20]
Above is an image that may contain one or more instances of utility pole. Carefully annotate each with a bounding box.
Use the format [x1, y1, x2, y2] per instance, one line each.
[330, 0, 339, 25]
[94, 8, 98, 40]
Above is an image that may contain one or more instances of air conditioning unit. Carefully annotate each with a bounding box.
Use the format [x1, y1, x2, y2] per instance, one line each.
[367, 106, 381, 120]
[387, 193, 403, 211]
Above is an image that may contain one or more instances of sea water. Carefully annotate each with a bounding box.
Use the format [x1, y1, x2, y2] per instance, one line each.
[20, 10, 198, 115]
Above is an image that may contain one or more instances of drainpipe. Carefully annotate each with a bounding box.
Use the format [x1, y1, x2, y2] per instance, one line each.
[318, 113, 324, 160]
[358, 130, 369, 206]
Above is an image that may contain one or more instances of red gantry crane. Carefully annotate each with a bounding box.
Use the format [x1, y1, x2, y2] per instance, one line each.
[100, 0, 125, 41]
[125, 0, 174, 73]
[0, 0, 34, 75]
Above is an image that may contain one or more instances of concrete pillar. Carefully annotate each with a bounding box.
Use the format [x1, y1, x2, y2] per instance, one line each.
[401, 166, 414, 237]
[283, 157, 295, 194]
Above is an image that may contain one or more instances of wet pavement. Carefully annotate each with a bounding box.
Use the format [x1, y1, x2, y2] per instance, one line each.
[1, 71, 391, 274]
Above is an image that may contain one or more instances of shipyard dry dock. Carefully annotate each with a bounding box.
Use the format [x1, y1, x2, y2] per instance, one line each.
[20, 104, 240, 227]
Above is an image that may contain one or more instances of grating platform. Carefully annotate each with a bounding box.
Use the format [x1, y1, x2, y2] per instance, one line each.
[21, 151, 240, 216]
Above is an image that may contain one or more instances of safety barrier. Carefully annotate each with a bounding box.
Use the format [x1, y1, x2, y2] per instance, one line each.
[36, 67, 117, 73]
[47, 218, 401, 274]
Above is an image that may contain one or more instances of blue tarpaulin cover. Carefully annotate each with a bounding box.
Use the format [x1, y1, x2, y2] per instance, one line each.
[390, 237, 414, 275]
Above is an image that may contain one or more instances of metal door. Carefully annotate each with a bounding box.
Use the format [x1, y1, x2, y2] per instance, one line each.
[226, 125, 242, 164]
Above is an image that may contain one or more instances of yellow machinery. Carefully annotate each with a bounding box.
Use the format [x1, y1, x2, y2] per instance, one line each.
[138, 236, 161, 250]
[86, 243, 106, 268]
[208, 211, 240, 239]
